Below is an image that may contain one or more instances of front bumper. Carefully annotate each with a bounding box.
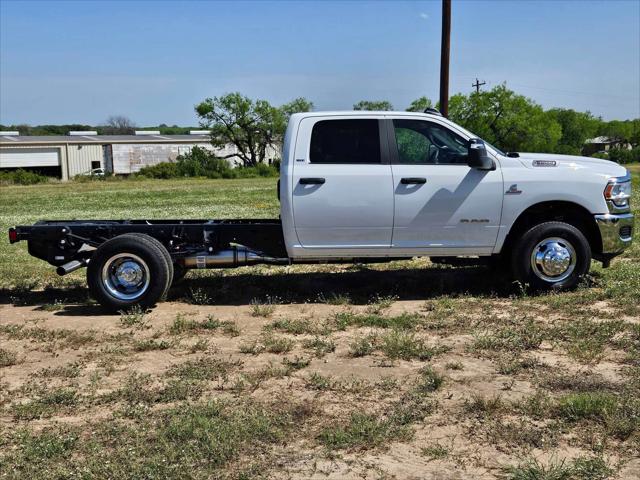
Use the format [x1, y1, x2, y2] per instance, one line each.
[594, 213, 634, 254]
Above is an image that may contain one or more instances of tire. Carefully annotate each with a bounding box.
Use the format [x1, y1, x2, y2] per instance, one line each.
[121, 233, 185, 287]
[511, 221, 591, 291]
[125, 233, 174, 284]
[87, 234, 172, 312]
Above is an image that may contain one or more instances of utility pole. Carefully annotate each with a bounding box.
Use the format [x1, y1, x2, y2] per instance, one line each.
[439, 0, 451, 117]
[472, 78, 486, 93]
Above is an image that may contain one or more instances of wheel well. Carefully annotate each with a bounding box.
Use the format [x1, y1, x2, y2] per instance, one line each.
[501, 201, 602, 256]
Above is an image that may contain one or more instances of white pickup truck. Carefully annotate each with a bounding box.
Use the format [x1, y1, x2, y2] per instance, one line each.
[9, 110, 634, 311]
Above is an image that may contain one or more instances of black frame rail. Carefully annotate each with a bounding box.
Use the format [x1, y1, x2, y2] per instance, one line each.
[9, 219, 287, 268]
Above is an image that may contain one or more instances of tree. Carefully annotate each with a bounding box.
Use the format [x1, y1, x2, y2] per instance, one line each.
[280, 97, 314, 118]
[448, 84, 562, 153]
[406, 96, 433, 112]
[195, 93, 313, 167]
[598, 120, 634, 144]
[353, 100, 394, 111]
[100, 115, 136, 135]
[546, 108, 599, 155]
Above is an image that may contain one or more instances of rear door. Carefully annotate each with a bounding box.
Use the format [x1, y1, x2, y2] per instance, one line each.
[388, 118, 503, 251]
[291, 117, 394, 249]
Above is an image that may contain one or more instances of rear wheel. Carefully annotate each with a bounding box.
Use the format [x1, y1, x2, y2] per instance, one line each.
[124, 233, 174, 283]
[87, 234, 172, 312]
[126, 233, 186, 286]
[511, 221, 591, 291]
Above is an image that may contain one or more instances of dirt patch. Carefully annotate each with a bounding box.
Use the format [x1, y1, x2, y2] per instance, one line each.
[1, 290, 638, 479]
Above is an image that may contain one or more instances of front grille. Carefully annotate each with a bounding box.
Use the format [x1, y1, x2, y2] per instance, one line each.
[620, 225, 633, 239]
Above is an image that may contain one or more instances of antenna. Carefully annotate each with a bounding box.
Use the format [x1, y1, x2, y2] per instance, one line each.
[424, 107, 443, 116]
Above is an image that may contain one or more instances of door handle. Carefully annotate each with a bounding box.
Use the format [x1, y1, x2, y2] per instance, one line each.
[300, 177, 325, 185]
[400, 177, 426, 185]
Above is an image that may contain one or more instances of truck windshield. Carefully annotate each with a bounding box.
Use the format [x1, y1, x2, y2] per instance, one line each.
[441, 118, 506, 157]
[483, 141, 505, 157]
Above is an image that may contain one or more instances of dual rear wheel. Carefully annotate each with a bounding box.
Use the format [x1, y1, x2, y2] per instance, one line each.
[87, 233, 174, 312]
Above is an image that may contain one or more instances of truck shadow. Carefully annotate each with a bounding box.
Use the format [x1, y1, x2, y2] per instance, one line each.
[0, 264, 528, 314]
[171, 265, 519, 306]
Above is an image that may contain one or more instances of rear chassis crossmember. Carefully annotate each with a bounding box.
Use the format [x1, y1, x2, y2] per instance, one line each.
[9, 219, 288, 273]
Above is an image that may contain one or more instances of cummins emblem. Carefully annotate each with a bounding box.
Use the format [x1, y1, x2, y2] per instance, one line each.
[532, 160, 557, 167]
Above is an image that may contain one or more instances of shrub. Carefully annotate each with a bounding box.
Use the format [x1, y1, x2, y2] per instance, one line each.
[0, 169, 51, 185]
[253, 162, 279, 177]
[557, 392, 617, 421]
[593, 147, 640, 165]
[233, 163, 279, 178]
[176, 146, 234, 178]
[133, 147, 278, 180]
[0, 348, 18, 367]
[136, 162, 179, 179]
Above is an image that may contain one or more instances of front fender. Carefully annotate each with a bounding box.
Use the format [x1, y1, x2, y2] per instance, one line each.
[493, 169, 609, 253]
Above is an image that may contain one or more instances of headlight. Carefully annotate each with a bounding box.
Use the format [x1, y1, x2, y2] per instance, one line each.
[604, 173, 632, 212]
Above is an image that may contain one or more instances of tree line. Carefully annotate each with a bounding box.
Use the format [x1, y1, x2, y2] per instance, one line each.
[0, 116, 197, 136]
[3, 85, 639, 169]
[350, 86, 639, 157]
[193, 87, 638, 167]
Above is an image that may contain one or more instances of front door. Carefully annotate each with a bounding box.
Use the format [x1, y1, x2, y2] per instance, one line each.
[292, 117, 394, 249]
[388, 118, 503, 251]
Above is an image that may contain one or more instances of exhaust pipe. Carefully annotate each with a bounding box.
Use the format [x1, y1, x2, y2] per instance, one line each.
[181, 246, 286, 269]
[56, 258, 89, 276]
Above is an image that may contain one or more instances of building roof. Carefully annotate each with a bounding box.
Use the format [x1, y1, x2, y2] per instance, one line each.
[585, 136, 616, 144]
[0, 134, 211, 146]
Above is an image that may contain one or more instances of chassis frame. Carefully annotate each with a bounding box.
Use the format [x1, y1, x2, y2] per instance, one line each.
[9, 219, 288, 269]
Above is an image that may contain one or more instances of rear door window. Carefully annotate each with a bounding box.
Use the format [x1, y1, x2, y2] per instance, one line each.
[310, 119, 381, 164]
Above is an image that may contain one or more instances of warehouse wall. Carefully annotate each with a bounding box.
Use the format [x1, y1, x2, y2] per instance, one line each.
[66, 144, 102, 177]
[0, 145, 65, 178]
[0, 146, 61, 168]
[112, 143, 216, 174]
[1, 140, 283, 178]
[0, 143, 103, 179]
[111, 142, 281, 174]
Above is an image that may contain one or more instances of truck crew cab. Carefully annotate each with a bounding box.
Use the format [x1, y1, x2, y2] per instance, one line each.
[9, 110, 634, 311]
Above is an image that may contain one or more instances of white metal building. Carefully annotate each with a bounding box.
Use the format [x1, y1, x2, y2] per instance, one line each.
[0, 133, 281, 180]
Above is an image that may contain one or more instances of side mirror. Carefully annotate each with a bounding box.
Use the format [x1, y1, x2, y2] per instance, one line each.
[467, 139, 495, 170]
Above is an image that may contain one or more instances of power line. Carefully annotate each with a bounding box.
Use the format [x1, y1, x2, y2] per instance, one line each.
[472, 78, 486, 93]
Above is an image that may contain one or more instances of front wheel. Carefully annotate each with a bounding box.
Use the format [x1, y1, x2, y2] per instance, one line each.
[511, 221, 591, 291]
[87, 234, 172, 312]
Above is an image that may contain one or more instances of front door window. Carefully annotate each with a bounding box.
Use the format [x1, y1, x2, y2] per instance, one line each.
[393, 119, 468, 165]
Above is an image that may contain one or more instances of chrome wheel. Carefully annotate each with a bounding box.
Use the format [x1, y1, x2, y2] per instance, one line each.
[101, 253, 150, 301]
[530, 237, 577, 283]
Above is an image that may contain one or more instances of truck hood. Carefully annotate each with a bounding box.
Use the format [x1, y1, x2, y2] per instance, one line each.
[516, 152, 628, 179]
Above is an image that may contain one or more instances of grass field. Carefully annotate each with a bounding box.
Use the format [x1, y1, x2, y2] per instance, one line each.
[0, 169, 639, 479]
[0, 177, 281, 289]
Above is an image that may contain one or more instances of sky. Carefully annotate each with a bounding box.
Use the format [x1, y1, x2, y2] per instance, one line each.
[1, 0, 639, 126]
